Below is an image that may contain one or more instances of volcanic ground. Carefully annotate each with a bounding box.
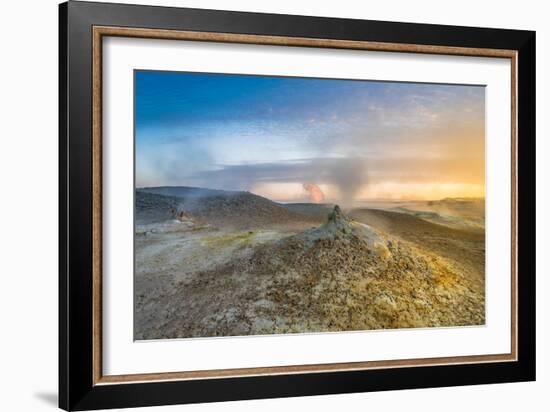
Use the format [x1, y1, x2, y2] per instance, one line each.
[134, 187, 485, 340]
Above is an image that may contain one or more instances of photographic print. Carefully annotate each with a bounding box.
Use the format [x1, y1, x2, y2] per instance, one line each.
[60, 6, 534, 408]
[134, 71, 486, 340]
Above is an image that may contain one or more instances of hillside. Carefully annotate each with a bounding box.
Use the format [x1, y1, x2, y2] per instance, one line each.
[136, 187, 321, 229]
[135, 205, 485, 339]
[391, 198, 485, 229]
[139, 185, 236, 199]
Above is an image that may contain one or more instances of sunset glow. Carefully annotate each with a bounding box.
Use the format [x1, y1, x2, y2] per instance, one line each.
[136, 71, 485, 203]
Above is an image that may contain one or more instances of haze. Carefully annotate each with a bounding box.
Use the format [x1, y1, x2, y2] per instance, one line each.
[135, 71, 485, 204]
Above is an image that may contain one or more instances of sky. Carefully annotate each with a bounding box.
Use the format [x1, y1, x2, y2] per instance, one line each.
[135, 70, 485, 203]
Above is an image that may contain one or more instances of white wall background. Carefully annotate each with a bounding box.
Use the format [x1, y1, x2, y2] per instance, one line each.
[0, 0, 546, 411]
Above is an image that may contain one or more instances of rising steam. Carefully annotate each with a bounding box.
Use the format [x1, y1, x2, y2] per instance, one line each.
[303, 183, 325, 203]
[324, 157, 368, 207]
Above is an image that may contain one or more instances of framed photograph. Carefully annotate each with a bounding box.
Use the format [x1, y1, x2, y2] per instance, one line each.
[59, 1, 536, 410]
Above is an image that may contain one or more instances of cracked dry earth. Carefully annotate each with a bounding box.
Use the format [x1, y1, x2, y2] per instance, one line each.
[135, 204, 485, 340]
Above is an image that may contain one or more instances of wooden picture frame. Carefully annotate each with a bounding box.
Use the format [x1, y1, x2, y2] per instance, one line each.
[59, 1, 535, 410]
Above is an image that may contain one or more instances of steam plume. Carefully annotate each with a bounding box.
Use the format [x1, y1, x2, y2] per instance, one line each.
[316, 157, 367, 207]
[324, 157, 368, 207]
[303, 183, 325, 203]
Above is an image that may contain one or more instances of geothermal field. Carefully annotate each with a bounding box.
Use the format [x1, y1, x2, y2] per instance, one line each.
[134, 186, 485, 340]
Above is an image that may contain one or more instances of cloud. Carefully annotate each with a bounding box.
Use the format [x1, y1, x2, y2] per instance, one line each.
[136, 142, 214, 187]
[188, 157, 368, 205]
[135, 72, 485, 200]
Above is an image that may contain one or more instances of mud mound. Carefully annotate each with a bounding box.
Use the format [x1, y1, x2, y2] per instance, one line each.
[238, 208, 484, 334]
[283, 205, 391, 259]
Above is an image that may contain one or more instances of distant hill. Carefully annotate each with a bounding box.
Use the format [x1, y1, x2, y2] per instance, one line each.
[434, 197, 485, 219]
[389, 198, 485, 229]
[282, 203, 334, 220]
[139, 186, 236, 199]
[136, 187, 321, 229]
[135, 191, 180, 224]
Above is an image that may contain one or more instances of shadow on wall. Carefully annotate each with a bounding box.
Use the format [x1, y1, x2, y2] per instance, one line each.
[34, 392, 58, 407]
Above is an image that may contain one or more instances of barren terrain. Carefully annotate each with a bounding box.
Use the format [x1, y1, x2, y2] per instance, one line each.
[135, 188, 485, 340]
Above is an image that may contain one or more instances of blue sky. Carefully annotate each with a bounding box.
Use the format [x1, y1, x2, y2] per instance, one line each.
[135, 70, 485, 202]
